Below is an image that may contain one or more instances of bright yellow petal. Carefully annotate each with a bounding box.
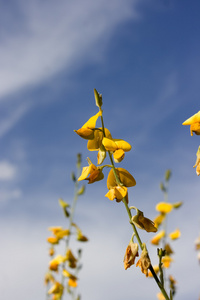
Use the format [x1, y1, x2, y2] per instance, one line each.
[156, 202, 173, 214]
[82, 111, 101, 129]
[107, 167, 136, 189]
[87, 128, 112, 151]
[162, 255, 173, 268]
[182, 111, 200, 125]
[169, 229, 181, 240]
[151, 230, 165, 245]
[113, 149, 125, 163]
[105, 186, 127, 201]
[78, 164, 97, 181]
[74, 128, 94, 140]
[68, 278, 77, 288]
[102, 137, 117, 151]
[113, 139, 132, 151]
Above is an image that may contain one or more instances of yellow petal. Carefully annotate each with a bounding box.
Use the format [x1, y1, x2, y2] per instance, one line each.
[162, 255, 173, 268]
[105, 186, 127, 201]
[47, 237, 59, 244]
[82, 111, 101, 129]
[169, 229, 181, 240]
[113, 149, 125, 163]
[74, 128, 94, 140]
[107, 168, 136, 189]
[156, 202, 173, 214]
[78, 164, 97, 181]
[182, 111, 200, 125]
[102, 137, 117, 151]
[87, 128, 112, 151]
[113, 139, 132, 151]
[68, 278, 77, 288]
[151, 230, 165, 245]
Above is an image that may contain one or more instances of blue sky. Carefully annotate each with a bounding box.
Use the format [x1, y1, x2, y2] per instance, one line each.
[0, 0, 200, 299]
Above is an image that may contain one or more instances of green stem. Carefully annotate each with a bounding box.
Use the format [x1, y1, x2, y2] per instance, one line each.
[99, 111, 171, 300]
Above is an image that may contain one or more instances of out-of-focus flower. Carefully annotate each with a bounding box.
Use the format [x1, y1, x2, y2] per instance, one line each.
[169, 229, 181, 240]
[131, 209, 157, 233]
[156, 202, 173, 214]
[136, 244, 151, 277]
[157, 292, 166, 300]
[44, 272, 55, 285]
[48, 281, 64, 296]
[49, 255, 67, 271]
[63, 269, 78, 288]
[193, 146, 200, 176]
[151, 230, 165, 245]
[47, 236, 59, 245]
[153, 213, 166, 228]
[162, 255, 173, 268]
[78, 158, 104, 183]
[182, 111, 200, 136]
[66, 249, 77, 268]
[148, 265, 159, 277]
[74, 111, 101, 140]
[195, 236, 200, 250]
[49, 247, 55, 256]
[102, 137, 131, 163]
[124, 239, 139, 270]
[164, 243, 174, 255]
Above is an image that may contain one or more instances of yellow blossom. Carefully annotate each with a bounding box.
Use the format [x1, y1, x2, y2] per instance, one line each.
[47, 236, 59, 245]
[169, 229, 181, 240]
[148, 265, 159, 277]
[66, 249, 77, 268]
[136, 244, 151, 277]
[48, 226, 63, 235]
[151, 230, 165, 245]
[49, 255, 67, 271]
[102, 137, 132, 163]
[156, 202, 173, 214]
[74, 111, 101, 139]
[105, 185, 128, 202]
[63, 269, 78, 288]
[48, 281, 64, 295]
[124, 240, 139, 270]
[157, 292, 166, 300]
[78, 158, 104, 183]
[182, 111, 200, 136]
[153, 213, 166, 228]
[131, 209, 157, 233]
[162, 255, 173, 268]
[107, 168, 136, 189]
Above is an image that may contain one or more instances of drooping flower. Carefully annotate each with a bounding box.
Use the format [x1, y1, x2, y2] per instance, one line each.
[49, 255, 67, 271]
[169, 229, 181, 240]
[106, 167, 136, 202]
[151, 230, 165, 245]
[48, 281, 64, 296]
[74, 111, 101, 140]
[136, 244, 151, 277]
[102, 137, 132, 163]
[182, 111, 200, 136]
[156, 202, 173, 214]
[124, 239, 139, 270]
[78, 158, 104, 183]
[153, 213, 166, 228]
[65, 249, 77, 268]
[131, 209, 157, 233]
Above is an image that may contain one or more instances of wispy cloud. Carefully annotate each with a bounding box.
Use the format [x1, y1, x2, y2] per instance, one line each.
[0, 160, 17, 180]
[0, 0, 140, 99]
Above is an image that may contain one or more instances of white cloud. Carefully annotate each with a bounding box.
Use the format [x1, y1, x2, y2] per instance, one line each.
[0, 160, 17, 180]
[0, 0, 140, 99]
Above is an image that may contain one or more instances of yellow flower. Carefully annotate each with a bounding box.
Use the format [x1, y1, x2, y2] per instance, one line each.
[78, 158, 104, 183]
[66, 249, 77, 268]
[102, 137, 132, 163]
[182, 111, 200, 136]
[169, 228, 181, 240]
[162, 255, 173, 268]
[124, 240, 139, 270]
[193, 146, 200, 176]
[131, 209, 157, 233]
[151, 230, 165, 245]
[148, 265, 159, 277]
[74, 111, 101, 140]
[47, 236, 59, 245]
[156, 202, 173, 214]
[63, 269, 78, 288]
[105, 185, 128, 202]
[157, 292, 165, 300]
[107, 167, 136, 189]
[48, 281, 63, 295]
[153, 213, 166, 228]
[49, 255, 67, 271]
[87, 128, 112, 164]
[136, 244, 151, 277]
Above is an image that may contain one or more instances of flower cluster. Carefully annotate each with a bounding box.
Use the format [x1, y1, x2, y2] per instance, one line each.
[44, 154, 88, 300]
[182, 111, 200, 175]
[149, 170, 182, 298]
